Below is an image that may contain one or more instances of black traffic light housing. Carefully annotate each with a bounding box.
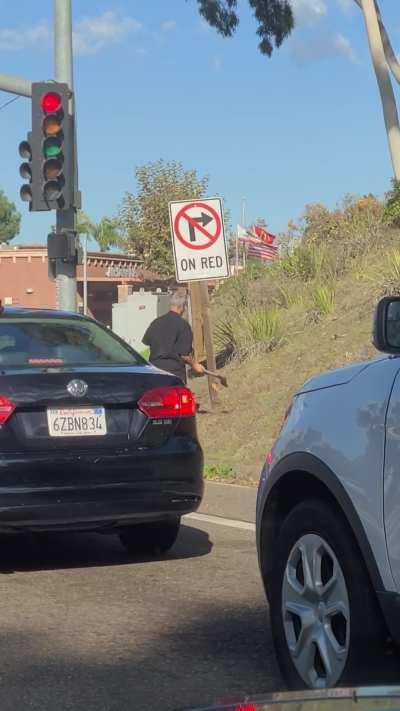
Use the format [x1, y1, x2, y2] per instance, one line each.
[47, 231, 81, 281]
[19, 82, 75, 212]
[18, 132, 33, 204]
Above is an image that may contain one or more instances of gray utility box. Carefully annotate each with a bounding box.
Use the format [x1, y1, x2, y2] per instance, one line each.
[112, 290, 170, 354]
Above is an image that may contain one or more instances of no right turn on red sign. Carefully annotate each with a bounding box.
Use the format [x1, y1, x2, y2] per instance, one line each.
[169, 197, 229, 283]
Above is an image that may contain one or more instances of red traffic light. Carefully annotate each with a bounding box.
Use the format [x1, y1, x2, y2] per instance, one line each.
[41, 92, 62, 114]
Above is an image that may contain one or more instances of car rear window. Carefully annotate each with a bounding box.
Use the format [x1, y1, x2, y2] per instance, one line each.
[0, 318, 143, 368]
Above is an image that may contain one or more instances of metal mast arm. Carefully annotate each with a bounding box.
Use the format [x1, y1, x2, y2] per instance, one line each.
[354, 0, 400, 85]
[0, 73, 32, 97]
[359, 0, 400, 180]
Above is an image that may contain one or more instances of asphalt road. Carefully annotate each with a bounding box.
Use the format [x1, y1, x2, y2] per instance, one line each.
[0, 517, 281, 711]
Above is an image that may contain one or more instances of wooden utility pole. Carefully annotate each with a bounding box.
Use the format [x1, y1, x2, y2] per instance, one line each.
[189, 282, 204, 362]
[199, 281, 218, 408]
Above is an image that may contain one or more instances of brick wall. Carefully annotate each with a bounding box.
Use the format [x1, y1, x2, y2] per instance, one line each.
[0, 254, 56, 308]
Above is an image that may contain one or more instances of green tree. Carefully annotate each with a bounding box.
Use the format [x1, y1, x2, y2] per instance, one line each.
[119, 160, 209, 276]
[383, 179, 400, 228]
[195, 0, 294, 56]
[77, 212, 124, 251]
[0, 190, 21, 244]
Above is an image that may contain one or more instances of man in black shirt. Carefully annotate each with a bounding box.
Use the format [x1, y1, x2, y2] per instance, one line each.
[143, 291, 204, 383]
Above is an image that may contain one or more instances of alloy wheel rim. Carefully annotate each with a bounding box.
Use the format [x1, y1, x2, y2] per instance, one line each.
[282, 533, 350, 688]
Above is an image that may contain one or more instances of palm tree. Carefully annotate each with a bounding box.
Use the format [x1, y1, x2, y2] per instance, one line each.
[76, 212, 124, 252]
[76, 211, 126, 315]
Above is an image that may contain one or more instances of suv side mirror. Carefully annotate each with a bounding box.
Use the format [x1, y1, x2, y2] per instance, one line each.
[373, 296, 400, 353]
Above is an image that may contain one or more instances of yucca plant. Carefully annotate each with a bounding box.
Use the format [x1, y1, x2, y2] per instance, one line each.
[313, 286, 335, 316]
[214, 320, 238, 361]
[388, 249, 400, 281]
[240, 307, 281, 344]
[381, 249, 400, 296]
[277, 285, 304, 309]
[215, 307, 282, 361]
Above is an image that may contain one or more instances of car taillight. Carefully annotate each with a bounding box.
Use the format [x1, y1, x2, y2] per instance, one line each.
[0, 396, 16, 426]
[138, 386, 196, 419]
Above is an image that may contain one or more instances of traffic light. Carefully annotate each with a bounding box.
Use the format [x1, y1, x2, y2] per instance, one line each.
[18, 132, 33, 204]
[19, 82, 75, 212]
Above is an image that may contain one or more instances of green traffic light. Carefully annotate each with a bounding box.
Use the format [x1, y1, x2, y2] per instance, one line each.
[43, 136, 62, 159]
[44, 144, 62, 158]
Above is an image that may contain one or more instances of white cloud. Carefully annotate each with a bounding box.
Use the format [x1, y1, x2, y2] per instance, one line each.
[333, 32, 357, 62]
[337, 0, 354, 12]
[291, 31, 357, 63]
[73, 11, 142, 55]
[291, 0, 327, 26]
[0, 20, 51, 51]
[161, 20, 177, 32]
[0, 10, 142, 55]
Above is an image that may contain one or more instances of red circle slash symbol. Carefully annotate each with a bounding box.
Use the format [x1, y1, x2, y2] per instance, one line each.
[174, 202, 222, 251]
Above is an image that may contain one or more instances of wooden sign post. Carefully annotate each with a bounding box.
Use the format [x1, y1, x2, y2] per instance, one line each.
[189, 282, 204, 363]
[189, 281, 218, 409]
[199, 281, 218, 408]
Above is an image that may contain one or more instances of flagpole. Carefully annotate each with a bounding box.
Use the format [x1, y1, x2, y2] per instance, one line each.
[235, 225, 239, 273]
[241, 197, 246, 269]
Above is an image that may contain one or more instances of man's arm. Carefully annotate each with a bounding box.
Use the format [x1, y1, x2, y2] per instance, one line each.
[177, 322, 205, 374]
[181, 353, 205, 374]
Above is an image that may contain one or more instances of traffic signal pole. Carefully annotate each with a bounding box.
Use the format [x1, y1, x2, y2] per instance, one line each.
[360, 0, 400, 181]
[0, 73, 32, 97]
[54, 0, 77, 311]
[1, 1, 79, 311]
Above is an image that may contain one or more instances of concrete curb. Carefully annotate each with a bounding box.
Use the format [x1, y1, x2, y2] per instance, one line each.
[198, 481, 257, 524]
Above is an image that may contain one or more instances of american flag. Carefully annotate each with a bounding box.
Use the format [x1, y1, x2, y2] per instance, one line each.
[237, 225, 279, 262]
[247, 241, 278, 262]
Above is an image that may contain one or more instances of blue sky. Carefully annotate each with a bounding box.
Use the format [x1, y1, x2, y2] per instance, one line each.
[0, 0, 398, 244]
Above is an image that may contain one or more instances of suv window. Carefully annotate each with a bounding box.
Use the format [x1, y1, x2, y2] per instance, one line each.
[0, 318, 143, 368]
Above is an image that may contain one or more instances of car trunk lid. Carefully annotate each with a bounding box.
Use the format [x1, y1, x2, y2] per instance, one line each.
[0, 366, 182, 451]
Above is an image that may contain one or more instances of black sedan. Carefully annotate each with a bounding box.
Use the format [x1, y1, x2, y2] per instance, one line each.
[0, 307, 203, 554]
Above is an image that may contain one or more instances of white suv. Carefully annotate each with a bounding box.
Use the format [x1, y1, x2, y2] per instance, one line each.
[257, 296, 400, 690]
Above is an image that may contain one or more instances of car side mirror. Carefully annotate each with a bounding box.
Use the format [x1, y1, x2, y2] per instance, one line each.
[373, 296, 400, 354]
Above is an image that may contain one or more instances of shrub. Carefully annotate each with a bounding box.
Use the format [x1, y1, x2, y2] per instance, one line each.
[215, 307, 282, 361]
[278, 243, 325, 282]
[388, 249, 400, 280]
[204, 464, 236, 481]
[383, 179, 400, 228]
[313, 286, 335, 316]
[276, 285, 304, 309]
[381, 249, 400, 296]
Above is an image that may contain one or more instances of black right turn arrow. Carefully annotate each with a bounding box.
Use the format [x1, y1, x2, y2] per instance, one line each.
[189, 212, 214, 242]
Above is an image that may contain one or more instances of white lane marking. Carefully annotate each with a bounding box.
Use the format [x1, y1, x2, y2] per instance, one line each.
[185, 512, 256, 532]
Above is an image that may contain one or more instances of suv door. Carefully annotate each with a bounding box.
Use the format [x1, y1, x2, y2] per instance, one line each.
[383, 365, 400, 591]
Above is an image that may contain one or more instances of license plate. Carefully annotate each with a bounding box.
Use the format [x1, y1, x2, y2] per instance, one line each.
[47, 407, 107, 437]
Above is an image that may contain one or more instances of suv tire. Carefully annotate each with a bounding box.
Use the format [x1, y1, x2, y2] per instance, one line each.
[269, 500, 386, 689]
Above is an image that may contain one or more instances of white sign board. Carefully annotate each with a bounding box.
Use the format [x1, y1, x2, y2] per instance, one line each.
[169, 197, 229, 283]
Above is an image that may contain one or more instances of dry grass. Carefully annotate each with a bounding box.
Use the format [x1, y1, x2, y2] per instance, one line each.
[192, 250, 389, 483]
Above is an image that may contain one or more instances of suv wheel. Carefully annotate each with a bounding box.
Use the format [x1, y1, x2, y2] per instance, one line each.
[269, 500, 386, 689]
[119, 518, 181, 556]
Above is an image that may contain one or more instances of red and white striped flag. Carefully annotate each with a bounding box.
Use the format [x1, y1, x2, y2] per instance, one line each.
[247, 241, 278, 262]
[237, 225, 278, 262]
